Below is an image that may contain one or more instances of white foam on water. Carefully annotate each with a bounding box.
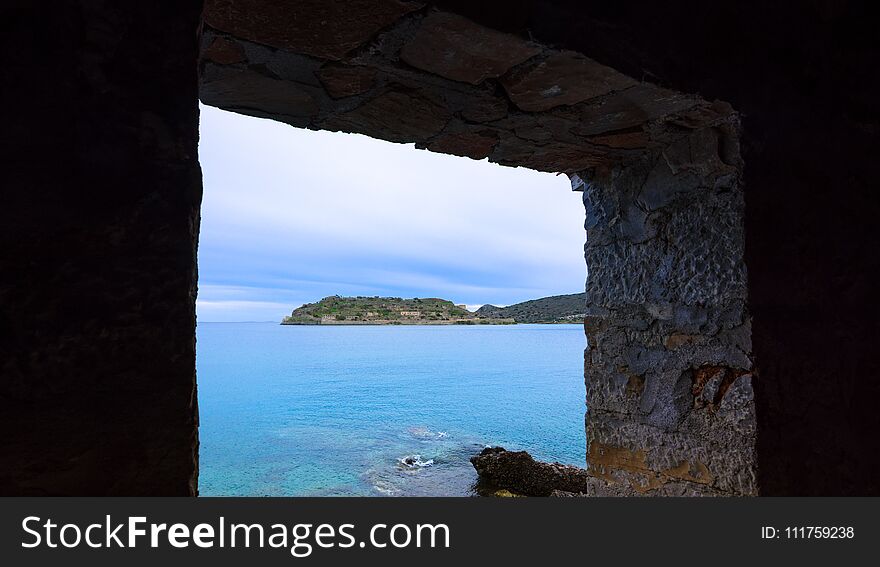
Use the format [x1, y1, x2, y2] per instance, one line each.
[397, 454, 435, 469]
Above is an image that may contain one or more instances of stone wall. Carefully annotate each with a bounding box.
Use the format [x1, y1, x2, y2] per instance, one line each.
[1, 0, 876, 495]
[0, 2, 203, 494]
[581, 120, 756, 495]
[199, 1, 727, 175]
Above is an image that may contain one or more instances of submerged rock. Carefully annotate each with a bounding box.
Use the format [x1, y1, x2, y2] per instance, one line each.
[398, 455, 434, 469]
[471, 447, 592, 497]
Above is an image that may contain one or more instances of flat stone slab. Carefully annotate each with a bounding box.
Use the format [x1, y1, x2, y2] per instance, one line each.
[400, 11, 541, 85]
[502, 51, 638, 112]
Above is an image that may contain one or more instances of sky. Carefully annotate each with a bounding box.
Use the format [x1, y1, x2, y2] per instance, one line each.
[196, 104, 586, 322]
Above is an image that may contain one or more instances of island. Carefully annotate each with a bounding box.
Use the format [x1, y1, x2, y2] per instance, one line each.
[281, 296, 514, 325]
[281, 293, 588, 325]
[476, 293, 586, 324]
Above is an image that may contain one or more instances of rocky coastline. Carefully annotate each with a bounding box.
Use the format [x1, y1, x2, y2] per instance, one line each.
[471, 447, 594, 497]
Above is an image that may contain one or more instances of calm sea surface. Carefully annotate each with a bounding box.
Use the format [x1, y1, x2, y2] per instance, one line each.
[197, 323, 586, 496]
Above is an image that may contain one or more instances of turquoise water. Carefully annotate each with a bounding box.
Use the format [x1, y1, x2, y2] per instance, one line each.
[197, 323, 586, 496]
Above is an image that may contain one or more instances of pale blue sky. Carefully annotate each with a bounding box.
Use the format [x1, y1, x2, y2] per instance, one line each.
[197, 105, 586, 322]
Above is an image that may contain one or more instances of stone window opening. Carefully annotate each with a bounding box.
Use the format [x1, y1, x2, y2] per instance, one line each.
[197, 2, 755, 496]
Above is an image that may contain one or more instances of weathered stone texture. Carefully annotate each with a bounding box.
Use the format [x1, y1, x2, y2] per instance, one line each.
[200, 67, 319, 126]
[580, 118, 756, 496]
[400, 12, 541, 84]
[426, 130, 498, 159]
[323, 88, 451, 143]
[198, 7, 720, 174]
[317, 64, 379, 99]
[501, 51, 637, 112]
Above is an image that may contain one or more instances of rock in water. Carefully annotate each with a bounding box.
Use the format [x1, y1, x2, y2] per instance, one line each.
[470, 447, 592, 497]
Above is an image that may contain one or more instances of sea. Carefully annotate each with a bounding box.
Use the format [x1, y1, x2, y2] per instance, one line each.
[196, 322, 587, 496]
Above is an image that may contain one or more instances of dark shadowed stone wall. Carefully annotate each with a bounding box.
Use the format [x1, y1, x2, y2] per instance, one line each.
[1, 0, 876, 495]
[0, 1, 203, 494]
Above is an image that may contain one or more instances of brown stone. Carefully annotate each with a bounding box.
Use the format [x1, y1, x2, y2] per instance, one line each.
[501, 50, 638, 112]
[322, 88, 451, 143]
[691, 365, 750, 409]
[400, 11, 541, 85]
[510, 114, 580, 143]
[662, 460, 713, 485]
[491, 134, 615, 173]
[354, 60, 509, 122]
[626, 374, 646, 396]
[317, 64, 378, 99]
[202, 37, 246, 65]
[566, 84, 700, 138]
[200, 67, 318, 126]
[664, 332, 699, 349]
[588, 441, 650, 473]
[587, 128, 650, 149]
[427, 130, 498, 159]
[203, 0, 423, 60]
[459, 94, 508, 123]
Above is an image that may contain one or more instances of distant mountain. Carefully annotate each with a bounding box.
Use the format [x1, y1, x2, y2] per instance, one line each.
[281, 296, 514, 325]
[476, 293, 586, 324]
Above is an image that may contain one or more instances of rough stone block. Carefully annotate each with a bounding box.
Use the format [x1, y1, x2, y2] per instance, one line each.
[501, 51, 637, 112]
[400, 11, 540, 84]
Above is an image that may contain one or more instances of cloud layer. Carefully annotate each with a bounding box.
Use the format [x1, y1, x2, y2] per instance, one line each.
[197, 105, 586, 322]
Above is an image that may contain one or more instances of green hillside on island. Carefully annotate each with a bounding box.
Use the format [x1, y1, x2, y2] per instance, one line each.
[281, 293, 587, 325]
[281, 296, 514, 325]
[476, 293, 586, 323]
